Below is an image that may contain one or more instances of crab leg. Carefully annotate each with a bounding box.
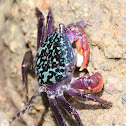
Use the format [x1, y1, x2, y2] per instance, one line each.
[10, 86, 45, 123]
[46, 8, 53, 37]
[22, 50, 34, 94]
[35, 8, 45, 50]
[67, 21, 92, 28]
[57, 95, 83, 126]
[67, 88, 112, 106]
[70, 72, 103, 93]
[65, 23, 89, 71]
[49, 98, 66, 126]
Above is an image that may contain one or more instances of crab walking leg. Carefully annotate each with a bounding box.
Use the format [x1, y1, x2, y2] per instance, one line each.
[67, 21, 92, 28]
[22, 50, 34, 94]
[35, 8, 45, 50]
[57, 95, 83, 126]
[46, 8, 53, 37]
[67, 88, 112, 106]
[76, 21, 92, 27]
[65, 24, 89, 71]
[49, 98, 66, 126]
[10, 86, 45, 123]
[70, 72, 103, 93]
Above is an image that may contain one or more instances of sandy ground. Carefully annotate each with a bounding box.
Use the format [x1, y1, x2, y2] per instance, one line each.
[0, 0, 126, 126]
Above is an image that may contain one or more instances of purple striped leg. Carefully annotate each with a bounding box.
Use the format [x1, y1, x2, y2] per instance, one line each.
[35, 8, 45, 50]
[57, 95, 83, 126]
[46, 8, 53, 37]
[22, 50, 34, 94]
[67, 88, 112, 106]
[67, 21, 92, 28]
[10, 86, 45, 123]
[49, 98, 66, 126]
[35, 7, 52, 49]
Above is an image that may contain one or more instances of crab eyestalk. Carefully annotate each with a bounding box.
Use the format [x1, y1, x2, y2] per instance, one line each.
[70, 72, 103, 93]
[59, 23, 65, 33]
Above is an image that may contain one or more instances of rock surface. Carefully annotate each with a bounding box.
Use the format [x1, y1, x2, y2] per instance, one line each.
[0, 0, 126, 126]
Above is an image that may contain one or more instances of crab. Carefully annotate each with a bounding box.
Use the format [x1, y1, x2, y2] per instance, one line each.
[10, 8, 112, 126]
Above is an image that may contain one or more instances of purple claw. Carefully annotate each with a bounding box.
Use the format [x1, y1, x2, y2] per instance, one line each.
[70, 72, 104, 93]
[65, 23, 89, 71]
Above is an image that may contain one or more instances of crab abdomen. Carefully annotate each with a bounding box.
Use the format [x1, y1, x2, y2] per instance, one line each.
[35, 31, 75, 86]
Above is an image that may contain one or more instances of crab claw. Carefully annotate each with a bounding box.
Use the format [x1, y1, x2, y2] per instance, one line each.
[65, 23, 89, 71]
[70, 72, 103, 93]
[87, 72, 103, 93]
[75, 34, 89, 71]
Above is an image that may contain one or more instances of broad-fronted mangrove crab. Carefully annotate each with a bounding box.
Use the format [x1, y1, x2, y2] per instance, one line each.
[10, 8, 112, 126]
